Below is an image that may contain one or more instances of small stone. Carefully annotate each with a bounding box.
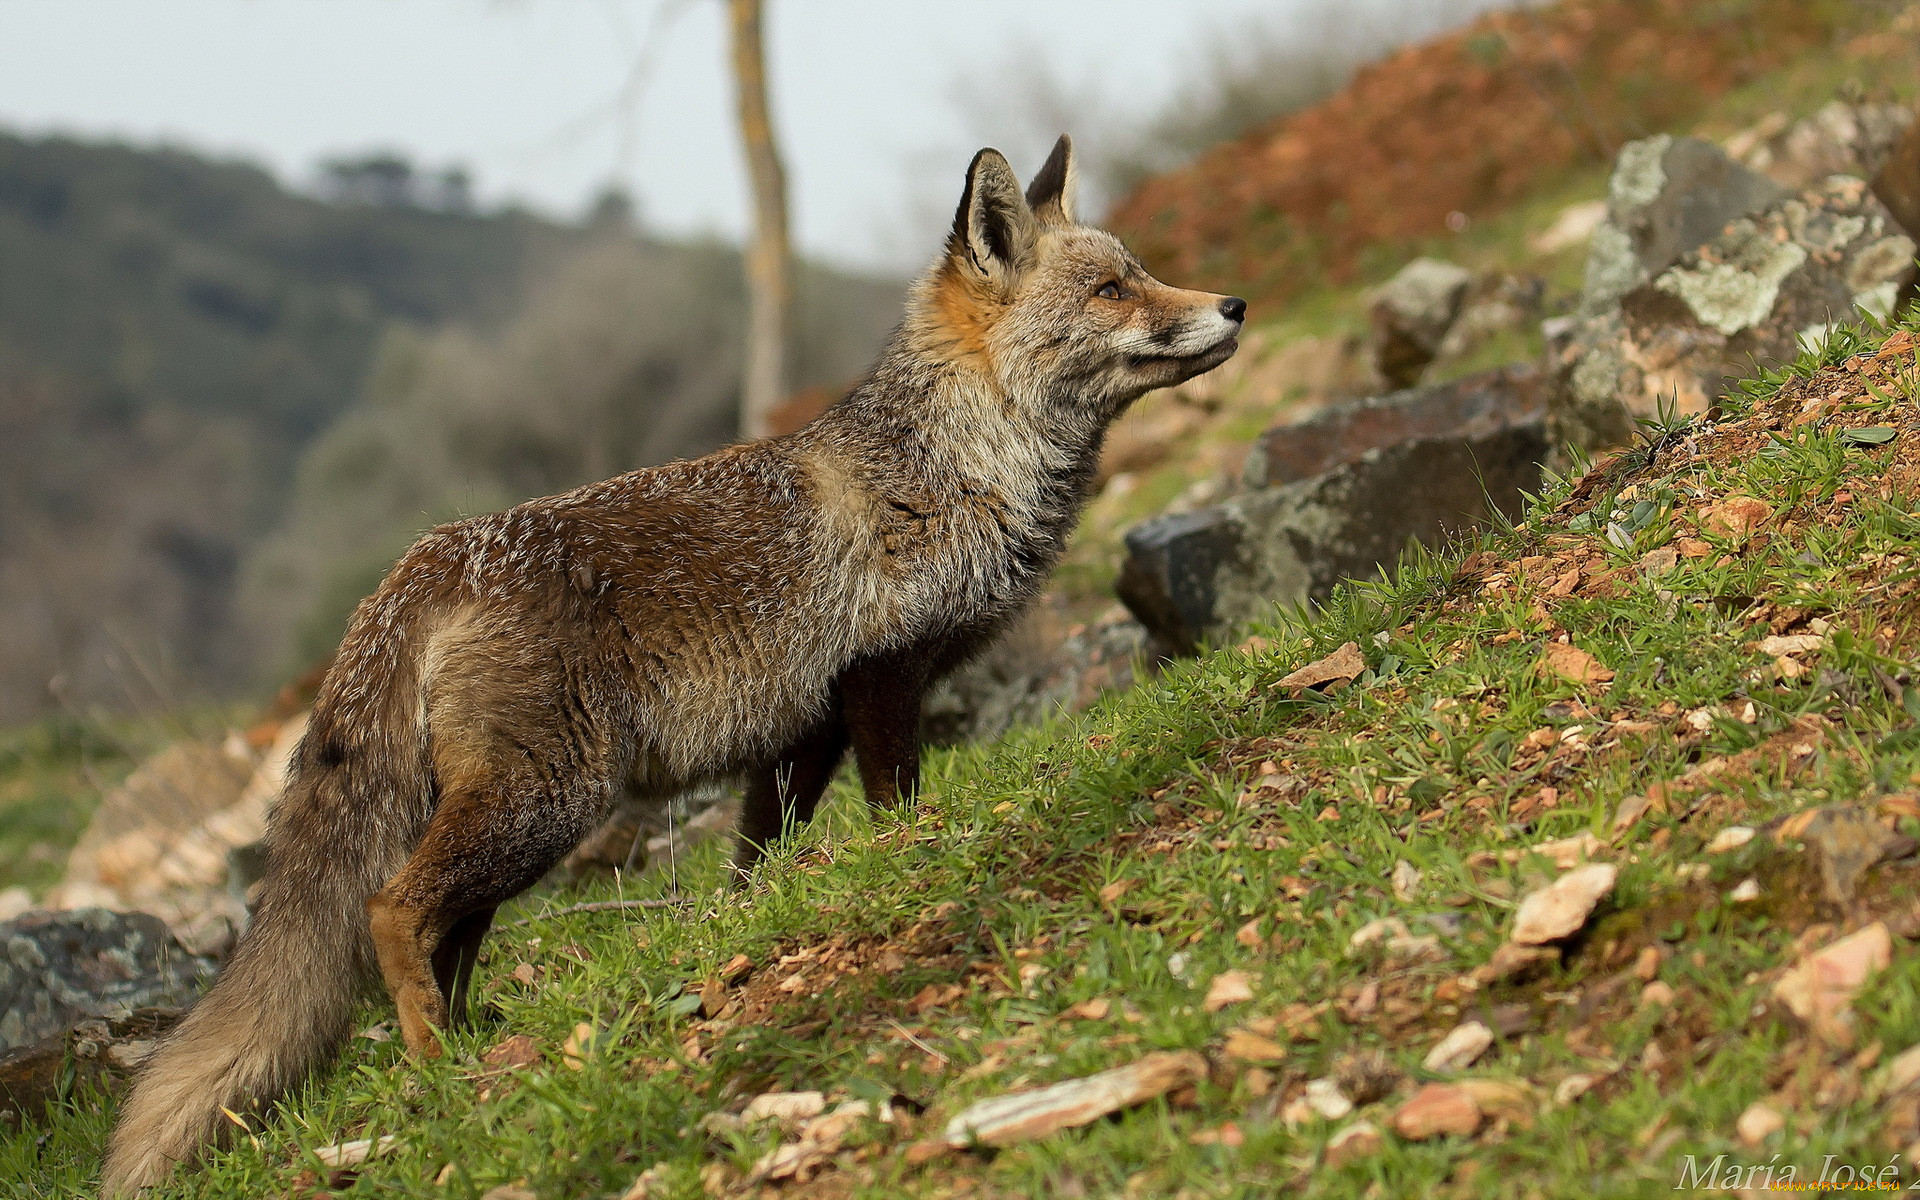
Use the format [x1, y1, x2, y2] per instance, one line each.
[1638, 546, 1679, 576]
[1538, 642, 1614, 686]
[1640, 981, 1676, 1008]
[1393, 1083, 1482, 1140]
[1391, 859, 1422, 901]
[1736, 1102, 1785, 1147]
[1774, 922, 1893, 1046]
[1348, 917, 1410, 953]
[1304, 1077, 1353, 1120]
[1554, 1074, 1597, 1106]
[743, 1091, 826, 1124]
[1422, 1021, 1494, 1073]
[1700, 495, 1774, 540]
[1324, 1120, 1384, 1166]
[1510, 864, 1617, 944]
[1706, 826, 1755, 854]
[1469, 942, 1559, 988]
[1757, 634, 1824, 657]
[1881, 1044, 1920, 1096]
[942, 1051, 1207, 1147]
[1730, 878, 1761, 902]
[0, 887, 33, 923]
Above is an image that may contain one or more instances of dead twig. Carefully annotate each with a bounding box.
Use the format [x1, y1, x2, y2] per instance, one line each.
[508, 899, 687, 927]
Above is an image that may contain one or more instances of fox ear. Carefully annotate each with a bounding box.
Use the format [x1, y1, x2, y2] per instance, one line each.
[1024, 135, 1076, 225]
[950, 148, 1037, 284]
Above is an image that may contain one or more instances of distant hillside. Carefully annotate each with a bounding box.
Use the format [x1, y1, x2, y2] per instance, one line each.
[0, 133, 900, 721]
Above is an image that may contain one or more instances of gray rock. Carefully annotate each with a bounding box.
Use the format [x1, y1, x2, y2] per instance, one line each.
[1119, 367, 1546, 653]
[1580, 135, 1786, 317]
[1551, 171, 1916, 452]
[1243, 364, 1543, 489]
[0, 909, 215, 1052]
[1735, 101, 1915, 192]
[1370, 258, 1473, 388]
[1874, 111, 1920, 243]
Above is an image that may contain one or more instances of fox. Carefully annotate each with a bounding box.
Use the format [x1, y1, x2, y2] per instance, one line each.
[99, 134, 1243, 1195]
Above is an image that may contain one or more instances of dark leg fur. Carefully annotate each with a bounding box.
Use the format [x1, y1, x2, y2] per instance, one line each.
[431, 906, 496, 1029]
[733, 716, 849, 875]
[840, 652, 929, 809]
[368, 779, 606, 1055]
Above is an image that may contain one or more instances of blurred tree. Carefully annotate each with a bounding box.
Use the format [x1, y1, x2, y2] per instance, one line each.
[726, 0, 793, 439]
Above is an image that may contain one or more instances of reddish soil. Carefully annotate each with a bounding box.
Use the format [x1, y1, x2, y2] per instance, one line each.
[1109, 0, 1858, 306]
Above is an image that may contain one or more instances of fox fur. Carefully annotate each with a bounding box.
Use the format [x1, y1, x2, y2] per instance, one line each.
[99, 135, 1243, 1195]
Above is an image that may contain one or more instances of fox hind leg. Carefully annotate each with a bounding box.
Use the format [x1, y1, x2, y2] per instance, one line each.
[368, 780, 607, 1056]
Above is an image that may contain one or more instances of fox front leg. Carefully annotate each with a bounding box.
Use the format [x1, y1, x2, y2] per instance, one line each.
[839, 652, 929, 809]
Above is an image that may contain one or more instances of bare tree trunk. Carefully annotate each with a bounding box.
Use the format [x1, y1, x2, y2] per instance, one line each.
[727, 0, 792, 440]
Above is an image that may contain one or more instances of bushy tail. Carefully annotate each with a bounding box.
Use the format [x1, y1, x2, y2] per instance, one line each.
[100, 737, 421, 1196]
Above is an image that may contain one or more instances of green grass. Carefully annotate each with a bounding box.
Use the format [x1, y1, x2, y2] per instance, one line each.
[14, 315, 1920, 1198]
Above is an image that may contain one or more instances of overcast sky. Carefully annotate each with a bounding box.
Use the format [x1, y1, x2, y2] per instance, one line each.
[0, 1, 1479, 273]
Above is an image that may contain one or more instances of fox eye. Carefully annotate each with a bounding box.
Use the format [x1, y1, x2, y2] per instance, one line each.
[1096, 281, 1123, 301]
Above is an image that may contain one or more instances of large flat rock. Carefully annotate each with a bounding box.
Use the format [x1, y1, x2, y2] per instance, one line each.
[1119, 368, 1546, 653]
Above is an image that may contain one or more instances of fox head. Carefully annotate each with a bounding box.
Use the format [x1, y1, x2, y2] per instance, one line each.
[913, 135, 1245, 421]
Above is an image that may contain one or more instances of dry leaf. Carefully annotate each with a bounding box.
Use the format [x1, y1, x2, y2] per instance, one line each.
[719, 953, 753, 984]
[941, 1051, 1207, 1147]
[1537, 642, 1614, 686]
[1510, 864, 1616, 944]
[1275, 642, 1365, 693]
[1324, 1121, 1383, 1166]
[1224, 1029, 1289, 1064]
[1098, 878, 1134, 905]
[1203, 970, 1255, 1012]
[619, 1164, 670, 1200]
[314, 1135, 397, 1169]
[561, 1022, 595, 1071]
[1065, 997, 1110, 1021]
[480, 1034, 540, 1072]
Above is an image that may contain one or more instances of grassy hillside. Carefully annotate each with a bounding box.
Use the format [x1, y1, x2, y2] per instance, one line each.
[13, 314, 1920, 1197]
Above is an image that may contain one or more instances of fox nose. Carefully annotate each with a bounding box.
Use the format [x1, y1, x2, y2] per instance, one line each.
[1219, 296, 1247, 323]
